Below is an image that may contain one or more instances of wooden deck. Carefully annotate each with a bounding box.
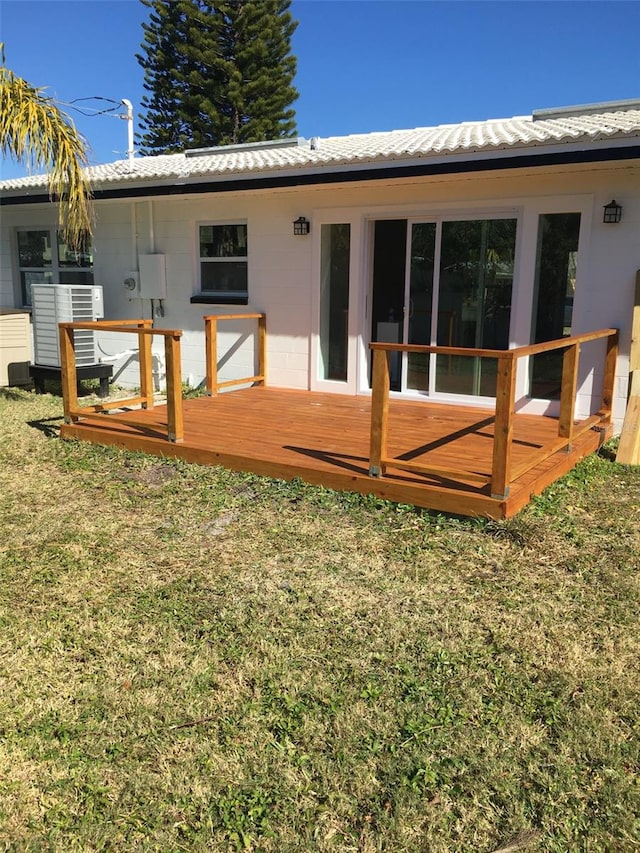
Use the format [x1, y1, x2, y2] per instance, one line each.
[59, 387, 611, 519]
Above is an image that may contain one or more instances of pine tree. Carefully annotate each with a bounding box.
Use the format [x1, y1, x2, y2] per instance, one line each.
[137, 0, 298, 155]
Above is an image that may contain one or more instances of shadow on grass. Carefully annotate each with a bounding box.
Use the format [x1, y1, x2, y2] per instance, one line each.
[27, 416, 64, 439]
[598, 442, 619, 463]
[0, 387, 32, 401]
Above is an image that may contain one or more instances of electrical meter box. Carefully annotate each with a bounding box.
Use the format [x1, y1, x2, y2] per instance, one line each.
[138, 254, 167, 299]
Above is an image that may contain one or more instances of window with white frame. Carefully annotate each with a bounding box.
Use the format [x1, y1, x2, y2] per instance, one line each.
[193, 223, 248, 304]
[16, 229, 94, 307]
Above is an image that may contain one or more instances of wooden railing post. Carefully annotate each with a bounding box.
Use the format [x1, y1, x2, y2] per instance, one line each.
[165, 333, 184, 443]
[139, 322, 154, 409]
[205, 316, 218, 395]
[258, 314, 267, 386]
[59, 324, 79, 423]
[491, 354, 516, 499]
[204, 313, 266, 393]
[369, 347, 390, 477]
[558, 342, 580, 447]
[601, 329, 619, 419]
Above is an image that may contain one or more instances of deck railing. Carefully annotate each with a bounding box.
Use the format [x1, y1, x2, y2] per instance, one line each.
[369, 328, 619, 500]
[58, 320, 184, 442]
[203, 313, 267, 395]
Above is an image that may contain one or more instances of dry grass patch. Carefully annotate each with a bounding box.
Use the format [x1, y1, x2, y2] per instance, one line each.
[0, 388, 639, 851]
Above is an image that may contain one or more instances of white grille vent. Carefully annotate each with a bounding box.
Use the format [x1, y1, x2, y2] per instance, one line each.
[31, 284, 104, 367]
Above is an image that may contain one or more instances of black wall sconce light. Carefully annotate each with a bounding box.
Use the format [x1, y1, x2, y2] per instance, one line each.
[293, 216, 311, 236]
[603, 199, 622, 224]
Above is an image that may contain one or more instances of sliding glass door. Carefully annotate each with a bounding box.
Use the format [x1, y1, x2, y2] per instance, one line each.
[370, 216, 517, 398]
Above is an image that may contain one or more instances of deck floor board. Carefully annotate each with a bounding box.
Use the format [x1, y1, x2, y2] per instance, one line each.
[60, 387, 608, 518]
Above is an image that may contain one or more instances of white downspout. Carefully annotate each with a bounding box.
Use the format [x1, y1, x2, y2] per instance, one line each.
[148, 199, 155, 253]
[130, 201, 137, 270]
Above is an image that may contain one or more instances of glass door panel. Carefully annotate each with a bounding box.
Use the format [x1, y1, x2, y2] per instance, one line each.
[319, 223, 350, 381]
[436, 219, 516, 396]
[406, 222, 436, 391]
[530, 213, 581, 399]
[370, 220, 407, 391]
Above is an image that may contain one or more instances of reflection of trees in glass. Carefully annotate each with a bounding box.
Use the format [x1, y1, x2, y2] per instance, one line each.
[439, 219, 516, 350]
[410, 223, 436, 274]
[17, 231, 52, 268]
[327, 224, 350, 379]
[533, 214, 580, 343]
[409, 222, 436, 322]
[407, 223, 436, 390]
[200, 224, 247, 258]
[319, 224, 350, 381]
[435, 218, 516, 396]
[18, 231, 93, 269]
[531, 213, 581, 399]
[57, 233, 93, 268]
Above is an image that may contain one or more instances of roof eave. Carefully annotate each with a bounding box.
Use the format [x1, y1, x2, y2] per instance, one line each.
[2, 137, 639, 204]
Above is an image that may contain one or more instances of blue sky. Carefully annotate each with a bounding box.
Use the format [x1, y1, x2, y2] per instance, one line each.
[1, 0, 639, 180]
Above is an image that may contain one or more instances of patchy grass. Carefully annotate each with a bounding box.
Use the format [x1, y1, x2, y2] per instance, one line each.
[0, 388, 639, 852]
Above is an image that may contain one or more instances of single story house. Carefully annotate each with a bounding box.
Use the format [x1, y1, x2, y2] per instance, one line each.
[1, 98, 639, 431]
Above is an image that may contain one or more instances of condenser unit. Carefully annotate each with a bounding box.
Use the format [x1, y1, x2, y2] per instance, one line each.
[31, 284, 104, 367]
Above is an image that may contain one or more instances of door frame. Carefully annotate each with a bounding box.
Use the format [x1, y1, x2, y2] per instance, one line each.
[511, 196, 594, 415]
[310, 210, 364, 394]
[309, 194, 593, 410]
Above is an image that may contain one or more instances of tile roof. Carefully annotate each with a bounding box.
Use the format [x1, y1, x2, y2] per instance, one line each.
[2, 102, 640, 193]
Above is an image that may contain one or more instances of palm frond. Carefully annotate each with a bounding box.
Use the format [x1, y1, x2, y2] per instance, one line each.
[0, 44, 93, 249]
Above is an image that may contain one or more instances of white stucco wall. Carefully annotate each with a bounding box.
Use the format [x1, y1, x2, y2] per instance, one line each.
[2, 159, 638, 429]
[89, 193, 314, 391]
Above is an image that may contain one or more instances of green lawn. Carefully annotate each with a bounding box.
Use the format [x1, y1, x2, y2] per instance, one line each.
[1, 388, 639, 852]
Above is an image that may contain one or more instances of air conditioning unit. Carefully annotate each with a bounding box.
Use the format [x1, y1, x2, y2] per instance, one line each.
[31, 284, 104, 367]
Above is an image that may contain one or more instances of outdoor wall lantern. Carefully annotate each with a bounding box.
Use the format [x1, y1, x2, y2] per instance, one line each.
[293, 216, 311, 236]
[603, 199, 622, 224]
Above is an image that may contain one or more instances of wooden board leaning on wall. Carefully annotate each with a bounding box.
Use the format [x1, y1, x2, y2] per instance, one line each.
[616, 270, 640, 465]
